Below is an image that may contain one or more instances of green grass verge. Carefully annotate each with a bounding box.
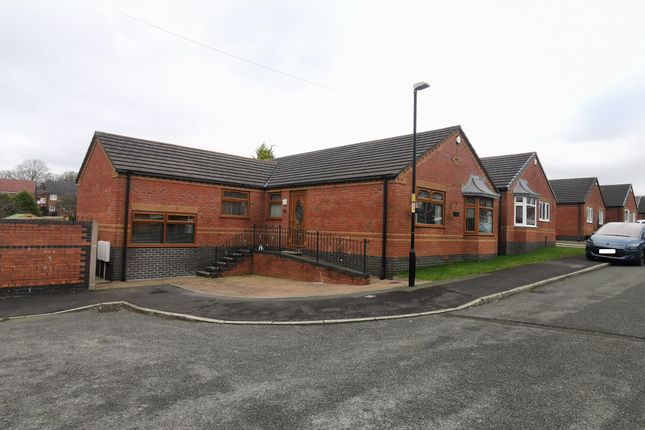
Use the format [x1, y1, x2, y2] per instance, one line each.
[402, 246, 585, 282]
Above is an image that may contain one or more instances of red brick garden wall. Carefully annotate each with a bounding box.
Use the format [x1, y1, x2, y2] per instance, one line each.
[0, 220, 95, 295]
[221, 251, 369, 285]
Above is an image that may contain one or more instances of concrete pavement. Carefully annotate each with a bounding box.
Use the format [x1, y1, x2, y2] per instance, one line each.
[0, 256, 607, 323]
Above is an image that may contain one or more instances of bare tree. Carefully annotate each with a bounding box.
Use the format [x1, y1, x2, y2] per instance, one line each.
[55, 170, 78, 183]
[3, 159, 51, 185]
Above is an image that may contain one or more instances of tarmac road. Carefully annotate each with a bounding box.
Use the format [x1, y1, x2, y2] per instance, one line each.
[1, 265, 643, 429]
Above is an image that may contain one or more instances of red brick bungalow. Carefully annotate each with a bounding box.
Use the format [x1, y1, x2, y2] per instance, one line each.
[600, 184, 638, 223]
[549, 178, 607, 240]
[636, 196, 645, 220]
[76, 126, 500, 281]
[480, 152, 557, 254]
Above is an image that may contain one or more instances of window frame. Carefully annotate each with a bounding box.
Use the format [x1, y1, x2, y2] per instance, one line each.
[130, 211, 197, 247]
[586, 206, 593, 224]
[267, 192, 282, 220]
[221, 189, 250, 218]
[49, 205, 56, 213]
[624, 209, 630, 222]
[49, 194, 58, 201]
[514, 196, 537, 227]
[415, 188, 445, 227]
[538, 201, 551, 222]
[598, 210, 604, 225]
[464, 196, 495, 235]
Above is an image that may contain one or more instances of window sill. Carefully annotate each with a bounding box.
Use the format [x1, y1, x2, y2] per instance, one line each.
[513, 224, 538, 228]
[539, 219, 551, 223]
[220, 215, 250, 219]
[416, 223, 446, 229]
[464, 232, 495, 236]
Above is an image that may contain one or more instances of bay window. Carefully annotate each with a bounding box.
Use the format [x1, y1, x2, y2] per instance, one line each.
[515, 196, 537, 227]
[465, 197, 494, 234]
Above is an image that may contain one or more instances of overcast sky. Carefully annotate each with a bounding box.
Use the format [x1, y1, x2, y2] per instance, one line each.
[1, 0, 644, 194]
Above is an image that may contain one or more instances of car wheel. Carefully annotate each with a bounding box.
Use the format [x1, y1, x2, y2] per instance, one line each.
[639, 251, 645, 267]
[586, 252, 594, 261]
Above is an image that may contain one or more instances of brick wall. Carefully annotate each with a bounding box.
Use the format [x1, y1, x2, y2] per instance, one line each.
[605, 190, 639, 223]
[555, 183, 606, 240]
[0, 220, 95, 295]
[219, 251, 369, 285]
[498, 157, 557, 254]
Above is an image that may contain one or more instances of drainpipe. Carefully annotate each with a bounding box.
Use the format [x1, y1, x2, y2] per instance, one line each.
[122, 172, 132, 281]
[497, 192, 504, 255]
[381, 177, 388, 279]
[577, 204, 582, 241]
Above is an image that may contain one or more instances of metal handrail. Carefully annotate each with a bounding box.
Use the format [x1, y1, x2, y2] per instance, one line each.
[213, 225, 368, 273]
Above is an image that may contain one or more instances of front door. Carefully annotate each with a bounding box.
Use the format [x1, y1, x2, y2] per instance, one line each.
[289, 191, 306, 248]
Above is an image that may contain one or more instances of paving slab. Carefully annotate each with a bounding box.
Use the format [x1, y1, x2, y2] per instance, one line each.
[0, 256, 604, 322]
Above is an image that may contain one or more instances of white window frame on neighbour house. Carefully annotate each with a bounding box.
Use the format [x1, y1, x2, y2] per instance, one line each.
[50, 194, 57, 201]
[624, 209, 630, 222]
[586, 207, 593, 224]
[49, 205, 56, 212]
[632, 213, 636, 222]
[514, 196, 537, 227]
[538, 201, 551, 222]
[598, 210, 604, 225]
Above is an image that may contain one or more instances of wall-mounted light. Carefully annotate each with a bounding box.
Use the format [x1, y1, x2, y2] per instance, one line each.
[456, 136, 461, 145]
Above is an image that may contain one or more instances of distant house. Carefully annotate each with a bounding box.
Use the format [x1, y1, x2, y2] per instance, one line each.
[636, 196, 645, 220]
[38, 180, 77, 218]
[77, 126, 501, 281]
[480, 152, 557, 255]
[0, 178, 36, 196]
[600, 184, 638, 223]
[549, 177, 606, 240]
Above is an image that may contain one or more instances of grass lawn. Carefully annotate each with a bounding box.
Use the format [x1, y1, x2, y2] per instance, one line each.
[402, 246, 585, 282]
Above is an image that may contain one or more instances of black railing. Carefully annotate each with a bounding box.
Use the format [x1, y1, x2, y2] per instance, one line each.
[213, 225, 369, 273]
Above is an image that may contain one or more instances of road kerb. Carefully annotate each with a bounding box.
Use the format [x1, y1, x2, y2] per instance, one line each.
[1, 263, 609, 325]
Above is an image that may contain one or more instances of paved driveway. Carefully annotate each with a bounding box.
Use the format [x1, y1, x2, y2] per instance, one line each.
[1, 266, 643, 429]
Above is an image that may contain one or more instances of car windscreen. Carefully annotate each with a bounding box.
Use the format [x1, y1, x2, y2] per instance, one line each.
[596, 223, 643, 238]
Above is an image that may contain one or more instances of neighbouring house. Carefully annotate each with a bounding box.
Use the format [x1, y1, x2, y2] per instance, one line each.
[548, 177, 606, 240]
[600, 184, 638, 223]
[0, 178, 36, 196]
[38, 180, 77, 218]
[480, 152, 557, 255]
[636, 196, 645, 220]
[76, 126, 500, 281]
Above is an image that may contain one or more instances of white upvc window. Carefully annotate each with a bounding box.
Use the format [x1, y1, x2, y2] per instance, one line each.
[49, 205, 56, 212]
[632, 213, 636, 222]
[538, 202, 551, 222]
[586, 207, 593, 224]
[624, 209, 630, 221]
[50, 194, 57, 201]
[514, 196, 537, 227]
[598, 210, 604, 225]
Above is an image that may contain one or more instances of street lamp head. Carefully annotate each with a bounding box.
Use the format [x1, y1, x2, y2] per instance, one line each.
[413, 81, 430, 92]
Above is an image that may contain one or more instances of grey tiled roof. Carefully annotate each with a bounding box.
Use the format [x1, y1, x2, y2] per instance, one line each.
[95, 132, 278, 188]
[480, 152, 535, 190]
[638, 196, 645, 213]
[40, 180, 77, 196]
[600, 184, 632, 207]
[87, 126, 462, 189]
[548, 177, 597, 204]
[266, 126, 460, 187]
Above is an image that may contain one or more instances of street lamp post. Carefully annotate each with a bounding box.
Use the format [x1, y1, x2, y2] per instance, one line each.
[409, 81, 430, 287]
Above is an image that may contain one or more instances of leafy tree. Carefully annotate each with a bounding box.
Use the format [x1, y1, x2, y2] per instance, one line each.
[13, 191, 42, 216]
[0, 194, 18, 218]
[2, 159, 51, 185]
[254, 142, 275, 160]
